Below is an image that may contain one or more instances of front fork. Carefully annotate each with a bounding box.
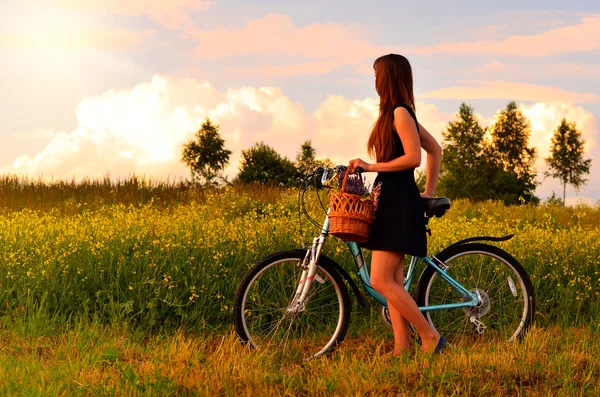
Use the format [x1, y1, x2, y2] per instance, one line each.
[287, 234, 327, 313]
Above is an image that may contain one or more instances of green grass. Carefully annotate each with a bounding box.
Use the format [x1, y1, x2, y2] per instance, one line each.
[0, 179, 598, 329]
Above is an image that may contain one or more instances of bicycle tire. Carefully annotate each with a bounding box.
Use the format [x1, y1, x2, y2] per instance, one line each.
[234, 250, 351, 359]
[414, 243, 535, 343]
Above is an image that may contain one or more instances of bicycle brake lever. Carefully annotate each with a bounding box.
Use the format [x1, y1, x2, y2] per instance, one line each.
[320, 168, 329, 185]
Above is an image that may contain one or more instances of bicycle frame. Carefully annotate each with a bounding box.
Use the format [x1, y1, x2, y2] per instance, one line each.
[292, 214, 480, 313]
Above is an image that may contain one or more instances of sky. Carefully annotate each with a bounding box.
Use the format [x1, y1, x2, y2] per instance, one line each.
[1, 0, 599, 204]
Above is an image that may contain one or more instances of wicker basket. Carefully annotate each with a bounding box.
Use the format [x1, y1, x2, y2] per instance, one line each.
[328, 170, 374, 242]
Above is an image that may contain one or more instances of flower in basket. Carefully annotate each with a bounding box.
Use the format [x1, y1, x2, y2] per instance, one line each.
[330, 167, 382, 210]
[335, 168, 370, 197]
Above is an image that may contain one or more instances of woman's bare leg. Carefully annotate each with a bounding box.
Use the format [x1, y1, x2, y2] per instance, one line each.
[386, 256, 410, 354]
[371, 250, 440, 353]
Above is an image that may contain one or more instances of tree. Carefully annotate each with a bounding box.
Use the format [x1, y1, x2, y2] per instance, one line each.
[438, 103, 488, 200]
[181, 118, 231, 185]
[295, 140, 335, 177]
[237, 142, 298, 185]
[544, 119, 592, 202]
[415, 169, 427, 193]
[544, 191, 564, 206]
[487, 101, 539, 204]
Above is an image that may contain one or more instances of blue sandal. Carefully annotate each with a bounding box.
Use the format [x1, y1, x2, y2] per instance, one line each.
[434, 336, 447, 354]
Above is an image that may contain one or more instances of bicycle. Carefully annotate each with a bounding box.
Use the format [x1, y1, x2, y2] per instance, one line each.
[234, 166, 535, 359]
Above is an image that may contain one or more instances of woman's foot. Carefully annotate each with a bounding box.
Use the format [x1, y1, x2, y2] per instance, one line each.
[392, 348, 411, 357]
[420, 332, 442, 353]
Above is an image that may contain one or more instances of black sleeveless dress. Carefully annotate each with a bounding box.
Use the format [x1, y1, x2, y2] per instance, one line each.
[361, 104, 427, 257]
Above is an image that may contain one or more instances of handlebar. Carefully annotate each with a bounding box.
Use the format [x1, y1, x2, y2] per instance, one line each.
[298, 165, 368, 231]
[307, 165, 364, 190]
[313, 165, 364, 182]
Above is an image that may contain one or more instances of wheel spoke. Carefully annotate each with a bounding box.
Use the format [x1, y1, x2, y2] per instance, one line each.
[235, 254, 349, 359]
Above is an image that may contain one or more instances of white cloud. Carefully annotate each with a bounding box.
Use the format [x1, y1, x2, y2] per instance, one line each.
[1, 75, 324, 180]
[2, 75, 598, 203]
[3, 75, 223, 179]
[0, 75, 453, 182]
[521, 102, 597, 160]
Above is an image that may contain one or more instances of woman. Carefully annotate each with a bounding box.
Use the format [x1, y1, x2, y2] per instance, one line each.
[348, 54, 444, 355]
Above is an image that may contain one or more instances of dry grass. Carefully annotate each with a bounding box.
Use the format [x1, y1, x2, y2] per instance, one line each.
[0, 320, 597, 396]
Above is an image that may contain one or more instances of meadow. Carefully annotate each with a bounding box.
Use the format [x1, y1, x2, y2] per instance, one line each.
[0, 175, 598, 395]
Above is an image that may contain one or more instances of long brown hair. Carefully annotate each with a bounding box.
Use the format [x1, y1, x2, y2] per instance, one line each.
[367, 54, 415, 162]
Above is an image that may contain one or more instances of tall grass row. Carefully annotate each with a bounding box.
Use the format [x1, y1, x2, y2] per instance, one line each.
[0, 184, 598, 331]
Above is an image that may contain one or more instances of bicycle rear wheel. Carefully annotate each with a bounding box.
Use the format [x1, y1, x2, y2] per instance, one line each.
[415, 243, 535, 343]
[234, 250, 351, 359]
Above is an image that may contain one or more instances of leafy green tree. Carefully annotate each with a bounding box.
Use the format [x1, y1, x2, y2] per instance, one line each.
[438, 103, 487, 200]
[487, 101, 539, 204]
[181, 118, 231, 185]
[544, 119, 592, 202]
[237, 142, 298, 185]
[295, 140, 335, 177]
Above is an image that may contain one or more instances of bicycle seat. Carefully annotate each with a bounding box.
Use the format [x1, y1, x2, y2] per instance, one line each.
[423, 197, 451, 218]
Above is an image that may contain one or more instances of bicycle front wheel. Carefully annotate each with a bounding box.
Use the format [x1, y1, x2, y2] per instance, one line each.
[233, 250, 351, 359]
[415, 243, 535, 343]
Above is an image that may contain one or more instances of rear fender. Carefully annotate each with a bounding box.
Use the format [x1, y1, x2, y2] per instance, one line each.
[439, 234, 514, 256]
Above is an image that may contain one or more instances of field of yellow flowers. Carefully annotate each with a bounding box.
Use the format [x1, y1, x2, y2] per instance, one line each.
[0, 177, 598, 330]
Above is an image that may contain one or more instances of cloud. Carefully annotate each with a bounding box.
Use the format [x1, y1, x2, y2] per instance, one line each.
[29, 0, 212, 29]
[412, 102, 455, 142]
[469, 62, 600, 80]
[519, 102, 599, 201]
[313, 96, 378, 165]
[521, 102, 597, 159]
[354, 63, 375, 75]
[472, 24, 510, 39]
[192, 14, 391, 75]
[1, 75, 320, 180]
[480, 61, 506, 72]
[420, 81, 600, 104]
[227, 60, 350, 77]
[0, 75, 451, 181]
[411, 15, 600, 56]
[3, 75, 223, 179]
[2, 3, 157, 50]
[0, 28, 155, 50]
[2, 75, 598, 203]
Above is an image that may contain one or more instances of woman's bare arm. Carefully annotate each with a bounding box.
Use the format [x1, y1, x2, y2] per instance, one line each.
[349, 107, 421, 173]
[417, 122, 442, 198]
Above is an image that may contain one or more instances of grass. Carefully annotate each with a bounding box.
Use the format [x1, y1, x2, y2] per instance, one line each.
[0, 180, 597, 330]
[0, 316, 597, 396]
[0, 175, 599, 395]
[0, 174, 288, 215]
